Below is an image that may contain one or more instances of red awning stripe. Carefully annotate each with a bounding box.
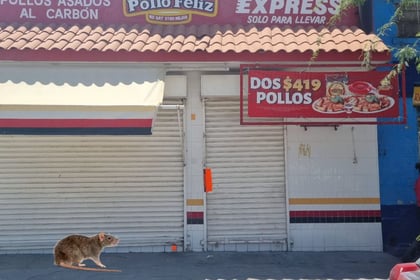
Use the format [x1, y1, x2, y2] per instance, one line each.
[0, 119, 153, 128]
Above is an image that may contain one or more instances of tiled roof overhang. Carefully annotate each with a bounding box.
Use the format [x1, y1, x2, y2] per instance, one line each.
[0, 24, 390, 63]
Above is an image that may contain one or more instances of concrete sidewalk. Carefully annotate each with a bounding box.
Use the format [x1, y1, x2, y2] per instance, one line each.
[0, 251, 400, 280]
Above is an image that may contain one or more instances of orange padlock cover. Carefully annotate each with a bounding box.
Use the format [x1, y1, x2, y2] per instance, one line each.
[204, 168, 213, 193]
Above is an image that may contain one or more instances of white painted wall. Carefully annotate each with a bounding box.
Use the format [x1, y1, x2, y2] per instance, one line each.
[286, 124, 383, 251]
[185, 72, 206, 252]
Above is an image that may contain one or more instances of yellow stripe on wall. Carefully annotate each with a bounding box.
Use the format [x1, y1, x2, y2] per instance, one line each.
[186, 199, 204, 206]
[289, 197, 380, 205]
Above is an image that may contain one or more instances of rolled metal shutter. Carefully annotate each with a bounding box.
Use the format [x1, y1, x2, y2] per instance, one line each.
[0, 101, 184, 253]
[205, 97, 287, 251]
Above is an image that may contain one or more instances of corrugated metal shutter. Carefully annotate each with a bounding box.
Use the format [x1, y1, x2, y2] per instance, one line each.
[205, 97, 287, 251]
[0, 101, 184, 253]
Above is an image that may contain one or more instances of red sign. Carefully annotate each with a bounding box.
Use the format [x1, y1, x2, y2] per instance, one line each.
[247, 70, 399, 118]
[0, 0, 358, 26]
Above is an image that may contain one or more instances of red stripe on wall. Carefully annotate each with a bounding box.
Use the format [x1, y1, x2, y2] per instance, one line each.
[0, 119, 153, 128]
[290, 210, 381, 218]
[187, 211, 204, 225]
[187, 212, 204, 219]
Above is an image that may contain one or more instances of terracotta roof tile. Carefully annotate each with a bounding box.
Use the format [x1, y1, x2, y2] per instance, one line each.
[123, 30, 139, 43]
[0, 37, 11, 49]
[0, 25, 13, 40]
[77, 40, 96, 51]
[0, 24, 389, 56]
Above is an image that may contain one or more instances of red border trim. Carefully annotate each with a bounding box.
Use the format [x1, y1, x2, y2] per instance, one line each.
[0, 49, 390, 63]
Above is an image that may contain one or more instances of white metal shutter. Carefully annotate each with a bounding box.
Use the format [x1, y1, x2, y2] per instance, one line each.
[205, 97, 287, 251]
[0, 101, 184, 253]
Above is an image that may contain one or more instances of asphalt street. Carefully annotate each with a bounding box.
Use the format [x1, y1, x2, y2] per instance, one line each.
[0, 251, 400, 280]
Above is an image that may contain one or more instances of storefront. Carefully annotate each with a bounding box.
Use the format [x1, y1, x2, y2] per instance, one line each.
[0, 0, 401, 253]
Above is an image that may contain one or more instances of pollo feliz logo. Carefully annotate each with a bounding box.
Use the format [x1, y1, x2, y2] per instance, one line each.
[123, 0, 218, 24]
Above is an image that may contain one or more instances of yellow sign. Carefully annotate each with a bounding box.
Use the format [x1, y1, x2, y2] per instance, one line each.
[413, 85, 420, 106]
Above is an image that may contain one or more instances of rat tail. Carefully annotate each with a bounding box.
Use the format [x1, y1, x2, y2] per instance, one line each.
[58, 263, 121, 273]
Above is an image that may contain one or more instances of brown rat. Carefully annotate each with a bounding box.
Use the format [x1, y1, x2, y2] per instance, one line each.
[54, 232, 121, 272]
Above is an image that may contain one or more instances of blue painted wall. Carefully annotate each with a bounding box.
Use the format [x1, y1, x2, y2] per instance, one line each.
[373, 0, 420, 255]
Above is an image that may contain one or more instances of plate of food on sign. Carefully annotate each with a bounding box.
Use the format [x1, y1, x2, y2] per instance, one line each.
[312, 80, 394, 114]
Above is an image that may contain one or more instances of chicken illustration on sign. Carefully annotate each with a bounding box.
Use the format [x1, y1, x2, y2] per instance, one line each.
[247, 71, 399, 118]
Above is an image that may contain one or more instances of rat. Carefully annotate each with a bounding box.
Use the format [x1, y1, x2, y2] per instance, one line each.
[53, 232, 121, 272]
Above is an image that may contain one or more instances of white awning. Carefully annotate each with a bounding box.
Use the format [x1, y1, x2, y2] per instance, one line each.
[0, 66, 165, 135]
